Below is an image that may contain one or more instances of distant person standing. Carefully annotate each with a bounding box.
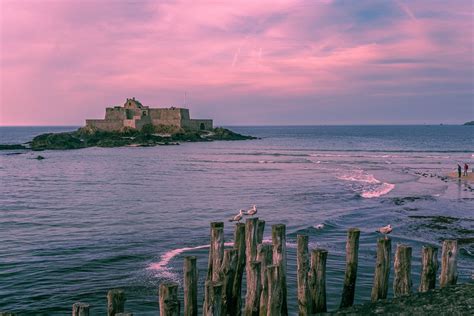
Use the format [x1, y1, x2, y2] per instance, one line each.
[464, 163, 469, 176]
[457, 164, 462, 178]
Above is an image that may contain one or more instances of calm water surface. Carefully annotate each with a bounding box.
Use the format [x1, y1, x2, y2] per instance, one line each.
[0, 126, 473, 314]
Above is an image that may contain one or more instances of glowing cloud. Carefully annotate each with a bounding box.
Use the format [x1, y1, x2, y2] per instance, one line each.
[0, 0, 472, 125]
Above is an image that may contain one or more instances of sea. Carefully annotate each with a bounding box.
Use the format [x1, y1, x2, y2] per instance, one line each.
[0, 125, 473, 314]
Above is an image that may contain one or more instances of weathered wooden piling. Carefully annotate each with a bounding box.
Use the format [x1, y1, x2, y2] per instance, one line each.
[419, 246, 438, 292]
[371, 237, 391, 302]
[220, 249, 238, 315]
[271, 224, 287, 315]
[204, 281, 223, 316]
[246, 218, 259, 265]
[257, 244, 273, 316]
[107, 289, 126, 316]
[340, 228, 360, 308]
[244, 261, 262, 316]
[309, 249, 327, 314]
[184, 256, 198, 316]
[296, 235, 310, 316]
[207, 222, 224, 282]
[393, 244, 412, 297]
[246, 217, 260, 311]
[440, 240, 458, 288]
[266, 265, 283, 316]
[231, 223, 246, 316]
[72, 302, 90, 316]
[257, 220, 265, 244]
[159, 283, 180, 316]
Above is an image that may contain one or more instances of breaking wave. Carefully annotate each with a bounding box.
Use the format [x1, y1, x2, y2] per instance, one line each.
[338, 170, 395, 198]
[147, 239, 302, 280]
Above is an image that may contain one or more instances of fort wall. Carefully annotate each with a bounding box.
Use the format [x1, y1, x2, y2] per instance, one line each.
[86, 98, 213, 132]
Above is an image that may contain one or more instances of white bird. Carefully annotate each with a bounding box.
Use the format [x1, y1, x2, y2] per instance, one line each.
[314, 224, 324, 229]
[245, 205, 257, 216]
[377, 224, 392, 234]
[229, 210, 245, 222]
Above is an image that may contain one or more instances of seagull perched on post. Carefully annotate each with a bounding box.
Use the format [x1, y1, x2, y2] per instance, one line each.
[377, 224, 392, 235]
[229, 210, 245, 223]
[245, 205, 257, 217]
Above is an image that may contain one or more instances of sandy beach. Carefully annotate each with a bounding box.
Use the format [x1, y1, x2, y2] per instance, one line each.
[448, 171, 474, 182]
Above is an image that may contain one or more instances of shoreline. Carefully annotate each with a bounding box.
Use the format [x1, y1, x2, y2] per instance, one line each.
[448, 171, 474, 182]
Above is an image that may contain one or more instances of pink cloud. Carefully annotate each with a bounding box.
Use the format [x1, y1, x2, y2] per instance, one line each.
[0, 0, 472, 125]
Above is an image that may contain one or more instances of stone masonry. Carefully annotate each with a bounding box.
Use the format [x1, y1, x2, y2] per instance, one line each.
[85, 98, 213, 132]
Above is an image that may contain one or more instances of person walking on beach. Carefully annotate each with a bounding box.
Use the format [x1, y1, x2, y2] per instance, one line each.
[457, 164, 462, 178]
[464, 163, 469, 176]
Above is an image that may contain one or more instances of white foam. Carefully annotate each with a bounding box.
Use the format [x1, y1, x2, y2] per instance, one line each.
[338, 170, 395, 198]
[338, 170, 380, 184]
[147, 242, 234, 280]
[148, 239, 300, 279]
[361, 182, 395, 198]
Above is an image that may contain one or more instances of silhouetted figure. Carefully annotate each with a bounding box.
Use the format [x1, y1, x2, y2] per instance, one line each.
[457, 164, 462, 178]
[464, 163, 469, 176]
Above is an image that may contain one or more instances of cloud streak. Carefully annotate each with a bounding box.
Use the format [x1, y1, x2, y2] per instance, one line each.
[0, 0, 472, 125]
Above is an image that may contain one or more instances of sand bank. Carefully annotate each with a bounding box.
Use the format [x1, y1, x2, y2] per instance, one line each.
[448, 171, 474, 181]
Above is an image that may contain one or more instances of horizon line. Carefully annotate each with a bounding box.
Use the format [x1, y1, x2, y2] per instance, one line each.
[0, 123, 470, 127]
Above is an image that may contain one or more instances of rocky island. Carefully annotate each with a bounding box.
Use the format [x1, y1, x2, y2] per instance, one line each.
[463, 121, 474, 125]
[1, 98, 256, 151]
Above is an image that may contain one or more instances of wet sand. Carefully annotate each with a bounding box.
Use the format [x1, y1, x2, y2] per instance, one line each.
[448, 171, 474, 181]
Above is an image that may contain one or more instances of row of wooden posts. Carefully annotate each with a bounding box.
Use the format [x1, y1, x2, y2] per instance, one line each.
[67, 217, 458, 316]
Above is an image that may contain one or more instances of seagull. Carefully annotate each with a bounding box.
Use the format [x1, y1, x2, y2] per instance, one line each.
[245, 205, 257, 216]
[229, 210, 245, 223]
[377, 224, 392, 235]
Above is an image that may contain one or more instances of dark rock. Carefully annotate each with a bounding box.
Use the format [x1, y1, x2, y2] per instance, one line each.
[26, 127, 256, 150]
[327, 283, 474, 315]
[0, 144, 27, 150]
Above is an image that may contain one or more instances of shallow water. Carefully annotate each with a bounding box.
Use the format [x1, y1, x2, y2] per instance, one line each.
[0, 125, 473, 314]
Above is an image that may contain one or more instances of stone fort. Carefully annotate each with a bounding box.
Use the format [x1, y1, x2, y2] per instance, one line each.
[86, 98, 213, 132]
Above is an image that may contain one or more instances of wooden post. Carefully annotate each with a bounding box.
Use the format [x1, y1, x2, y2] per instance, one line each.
[371, 237, 391, 302]
[440, 240, 458, 288]
[271, 224, 287, 315]
[184, 256, 198, 316]
[244, 261, 262, 316]
[207, 222, 224, 282]
[340, 228, 360, 308]
[159, 283, 179, 316]
[72, 302, 90, 316]
[266, 265, 283, 316]
[257, 244, 273, 316]
[204, 281, 223, 316]
[220, 249, 238, 315]
[107, 289, 126, 316]
[419, 246, 438, 292]
[246, 218, 259, 311]
[297, 235, 310, 316]
[393, 244, 412, 297]
[309, 249, 327, 314]
[230, 223, 246, 316]
[246, 218, 259, 266]
[257, 220, 265, 244]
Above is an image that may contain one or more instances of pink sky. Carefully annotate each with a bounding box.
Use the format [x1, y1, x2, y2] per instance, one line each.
[1, 0, 473, 125]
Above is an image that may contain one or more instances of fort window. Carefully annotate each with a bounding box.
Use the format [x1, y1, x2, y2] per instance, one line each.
[200, 123, 205, 130]
[143, 111, 147, 116]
